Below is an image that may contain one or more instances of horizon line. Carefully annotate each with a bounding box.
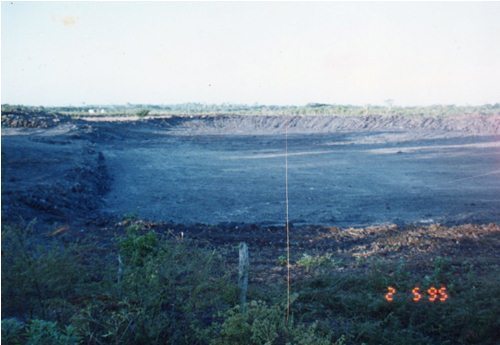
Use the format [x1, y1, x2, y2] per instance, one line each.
[3, 102, 500, 108]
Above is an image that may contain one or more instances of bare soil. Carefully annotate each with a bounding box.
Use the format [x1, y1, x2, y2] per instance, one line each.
[2, 110, 499, 281]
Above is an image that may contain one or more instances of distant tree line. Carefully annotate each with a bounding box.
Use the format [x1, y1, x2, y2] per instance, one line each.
[2, 103, 500, 118]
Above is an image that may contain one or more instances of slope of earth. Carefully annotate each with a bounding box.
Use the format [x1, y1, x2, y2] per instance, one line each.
[2, 111, 499, 230]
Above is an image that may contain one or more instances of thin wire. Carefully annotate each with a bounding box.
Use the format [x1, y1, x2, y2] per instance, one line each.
[285, 118, 291, 323]
[450, 169, 500, 182]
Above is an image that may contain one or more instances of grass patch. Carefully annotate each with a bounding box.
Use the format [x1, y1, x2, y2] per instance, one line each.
[2, 223, 499, 344]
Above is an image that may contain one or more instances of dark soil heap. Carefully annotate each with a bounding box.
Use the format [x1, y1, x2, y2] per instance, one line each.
[1, 106, 71, 128]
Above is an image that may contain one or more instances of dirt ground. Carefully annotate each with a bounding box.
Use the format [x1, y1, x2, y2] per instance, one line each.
[2, 110, 499, 285]
[20, 217, 500, 285]
[3, 111, 500, 228]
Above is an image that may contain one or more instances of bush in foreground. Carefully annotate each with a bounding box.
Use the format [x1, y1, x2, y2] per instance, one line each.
[2, 222, 499, 344]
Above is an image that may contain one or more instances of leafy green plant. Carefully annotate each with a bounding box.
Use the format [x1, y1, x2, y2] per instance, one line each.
[297, 253, 342, 273]
[2, 318, 25, 345]
[431, 256, 452, 283]
[26, 319, 80, 345]
[118, 225, 159, 266]
[2, 220, 499, 345]
[1, 319, 80, 345]
[294, 258, 500, 345]
[277, 255, 287, 266]
[211, 300, 339, 345]
[1, 224, 89, 321]
[71, 225, 236, 345]
[136, 109, 150, 117]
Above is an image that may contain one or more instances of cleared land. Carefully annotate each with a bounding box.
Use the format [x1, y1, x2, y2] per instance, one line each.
[1, 108, 500, 344]
[2, 111, 500, 227]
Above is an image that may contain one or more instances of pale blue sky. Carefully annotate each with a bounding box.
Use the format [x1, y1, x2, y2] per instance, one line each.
[2, 1, 499, 106]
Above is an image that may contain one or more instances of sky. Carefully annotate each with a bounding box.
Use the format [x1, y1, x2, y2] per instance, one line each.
[1, 1, 500, 106]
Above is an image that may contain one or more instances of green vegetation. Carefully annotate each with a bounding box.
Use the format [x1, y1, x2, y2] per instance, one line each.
[3, 103, 499, 118]
[293, 258, 500, 345]
[2, 318, 80, 345]
[211, 300, 344, 345]
[2, 223, 499, 344]
[297, 253, 343, 273]
[136, 109, 150, 117]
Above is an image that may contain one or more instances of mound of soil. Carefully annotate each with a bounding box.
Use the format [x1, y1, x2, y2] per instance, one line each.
[1, 136, 110, 226]
[161, 114, 500, 136]
[1, 107, 71, 128]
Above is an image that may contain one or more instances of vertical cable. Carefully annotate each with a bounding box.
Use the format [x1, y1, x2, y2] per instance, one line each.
[285, 118, 291, 323]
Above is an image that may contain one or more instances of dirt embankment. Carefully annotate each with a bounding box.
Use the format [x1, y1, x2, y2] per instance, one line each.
[161, 114, 500, 136]
[1, 107, 72, 128]
[2, 109, 499, 230]
[1, 130, 110, 226]
[3, 108, 499, 136]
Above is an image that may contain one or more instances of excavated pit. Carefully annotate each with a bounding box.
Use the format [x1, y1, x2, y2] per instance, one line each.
[2, 113, 499, 230]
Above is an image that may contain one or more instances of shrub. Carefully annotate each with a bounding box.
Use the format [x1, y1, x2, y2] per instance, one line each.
[71, 225, 236, 345]
[277, 255, 287, 266]
[136, 109, 150, 117]
[26, 320, 80, 345]
[293, 259, 500, 345]
[2, 221, 499, 344]
[1, 224, 90, 321]
[297, 253, 342, 273]
[1, 319, 80, 345]
[211, 300, 341, 345]
[2, 318, 25, 345]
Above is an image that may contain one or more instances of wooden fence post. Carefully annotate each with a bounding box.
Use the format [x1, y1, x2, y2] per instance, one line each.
[117, 254, 123, 284]
[238, 242, 249, 313]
